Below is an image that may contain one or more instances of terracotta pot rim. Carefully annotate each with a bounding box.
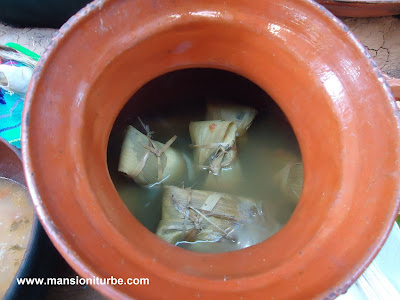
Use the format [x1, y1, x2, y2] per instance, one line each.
[22, 0, 400, 299]
[0, 136, 21, 160]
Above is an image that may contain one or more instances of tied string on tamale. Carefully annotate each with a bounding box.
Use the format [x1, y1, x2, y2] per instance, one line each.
[181, 185, 193, 240]
[172, 185, 237, 242]
[190, 142, 236, 174]
[128, 118, 177, 182]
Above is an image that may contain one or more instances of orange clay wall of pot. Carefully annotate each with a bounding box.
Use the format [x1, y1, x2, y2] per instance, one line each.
[22, 0, 400, 299]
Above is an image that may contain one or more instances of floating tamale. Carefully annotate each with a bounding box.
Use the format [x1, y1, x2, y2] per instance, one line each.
[206, 103, 258, 137]
[156, 186, 277, 248]
[118, 123, 187, 186]
[276, 162, 304, 203]
[189, 120, 238, 175]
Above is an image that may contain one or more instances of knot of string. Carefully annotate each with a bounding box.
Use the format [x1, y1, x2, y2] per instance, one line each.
[190, 142, 235, 175]
[129, 118, 177, 182]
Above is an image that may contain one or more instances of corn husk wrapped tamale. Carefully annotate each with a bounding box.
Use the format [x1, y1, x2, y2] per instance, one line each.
[206, 103, 257, 137]
[276, 162, 304, 203]
[189, 121, 237, 175]
[118, 125, 187, 186]
[156, 186, 277, 247]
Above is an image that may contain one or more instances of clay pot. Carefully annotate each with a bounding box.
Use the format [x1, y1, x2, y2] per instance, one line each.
[22, 0, 400, 299]
[0, 138, 25, 185]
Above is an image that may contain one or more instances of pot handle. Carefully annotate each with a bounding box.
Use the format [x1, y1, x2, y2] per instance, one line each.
[383, 73, 400, 101]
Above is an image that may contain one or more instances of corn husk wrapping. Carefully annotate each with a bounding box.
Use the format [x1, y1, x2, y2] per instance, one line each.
[206, 103, 257, 137]
[156, 186, 271, 245]
[276, 162, 304, 203]
[189, 121, 237, 175]
[118, 125, 186, 186]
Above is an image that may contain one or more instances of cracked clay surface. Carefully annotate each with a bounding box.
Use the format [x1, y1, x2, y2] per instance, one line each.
[342, 16, 400, 78]
[0, 24, 56, 56]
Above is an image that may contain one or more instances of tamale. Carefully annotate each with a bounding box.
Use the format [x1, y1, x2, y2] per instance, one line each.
[118, 124, 187, 186]
[206, 103, 257, 137]
[276, 162, 304, 203]
[189, 120, 237, 175]
[156, 186, 278, 249]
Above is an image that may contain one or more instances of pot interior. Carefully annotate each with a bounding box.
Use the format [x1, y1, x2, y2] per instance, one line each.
[107, 68, 303, 252]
